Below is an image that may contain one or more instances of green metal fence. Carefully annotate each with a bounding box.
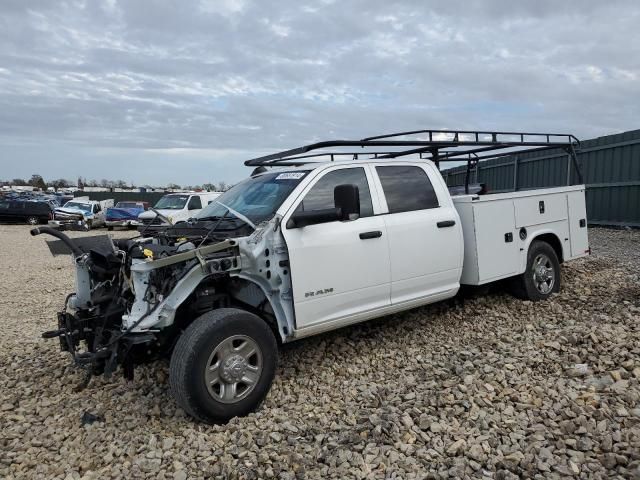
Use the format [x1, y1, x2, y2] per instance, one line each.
[443, 129, 640, 226]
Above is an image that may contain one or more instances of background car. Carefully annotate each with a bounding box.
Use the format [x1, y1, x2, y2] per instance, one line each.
[49, 199, 112, 230]
[0, 200, 53, 225]
[137, 192, 220, 232]
[105, 201, 149, 230]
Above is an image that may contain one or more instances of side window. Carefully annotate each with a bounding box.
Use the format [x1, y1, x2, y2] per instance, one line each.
[297, 167, 373, 217]
[94, 204, 101, 213]
[376, 165, 440, 214]
[188, 196, 202, 210]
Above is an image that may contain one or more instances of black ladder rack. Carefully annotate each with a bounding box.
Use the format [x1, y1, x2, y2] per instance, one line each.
[244, 129, 582, 193]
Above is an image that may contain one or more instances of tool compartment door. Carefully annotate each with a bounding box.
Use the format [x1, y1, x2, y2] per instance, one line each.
[473, 200, 519, 283]
[514, 193, 567, 228]
[567, 190, 589, 258]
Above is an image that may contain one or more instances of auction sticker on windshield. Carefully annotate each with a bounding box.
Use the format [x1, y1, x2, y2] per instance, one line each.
[275, 172, 306, 180]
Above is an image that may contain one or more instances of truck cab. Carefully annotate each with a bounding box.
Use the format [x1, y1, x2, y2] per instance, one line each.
[277, 161, 464, 335]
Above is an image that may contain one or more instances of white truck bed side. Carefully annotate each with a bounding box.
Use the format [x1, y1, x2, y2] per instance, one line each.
[453, 185, 589, 285]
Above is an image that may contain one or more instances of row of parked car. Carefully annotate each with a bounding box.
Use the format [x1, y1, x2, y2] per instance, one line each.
[0, 192, 222, 231]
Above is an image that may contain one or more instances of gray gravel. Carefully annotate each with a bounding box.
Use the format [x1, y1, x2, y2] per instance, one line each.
[0, 225, 639, 479]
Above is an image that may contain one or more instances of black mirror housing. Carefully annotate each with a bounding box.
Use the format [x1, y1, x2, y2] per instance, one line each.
[334, 184, 360, 221]
[286, 183, 361, 229]
[287, 208, 340, 229]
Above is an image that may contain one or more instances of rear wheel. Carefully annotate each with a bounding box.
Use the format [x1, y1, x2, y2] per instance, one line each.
[512, 240, 560, 301]
[25, 216, 39, 225]
[169, 308, 278, 423]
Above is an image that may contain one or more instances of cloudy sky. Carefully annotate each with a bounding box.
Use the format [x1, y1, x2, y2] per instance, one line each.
[1, 0, 639, 186]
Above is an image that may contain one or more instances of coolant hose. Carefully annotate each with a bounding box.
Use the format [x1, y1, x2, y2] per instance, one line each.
[30, 226, 84, 257]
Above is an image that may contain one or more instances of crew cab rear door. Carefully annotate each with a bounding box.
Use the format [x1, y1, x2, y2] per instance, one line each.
[281, 165, 391, 331]
[372, 163, 464, 305]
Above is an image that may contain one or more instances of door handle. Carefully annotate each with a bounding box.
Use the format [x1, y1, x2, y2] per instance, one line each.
[437, 220, 456, 228]
[359, 230, 382, 239]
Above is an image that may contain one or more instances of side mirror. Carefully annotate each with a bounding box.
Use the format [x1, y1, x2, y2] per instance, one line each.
[287, 184, 361, 229]
[334, 184, 360, 221]
[287, 208, 340, 228]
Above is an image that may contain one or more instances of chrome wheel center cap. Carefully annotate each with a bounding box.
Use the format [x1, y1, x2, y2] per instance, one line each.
[535, 265, 549, 281]
[220, 354, 247, 383]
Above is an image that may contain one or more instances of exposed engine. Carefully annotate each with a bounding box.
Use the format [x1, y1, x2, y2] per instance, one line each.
[31, 216, 290, 388]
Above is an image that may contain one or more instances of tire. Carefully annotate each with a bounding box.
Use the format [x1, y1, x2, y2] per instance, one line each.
[512, 240, 561, 301]
[169, 308, 278, 424]
[25, 216, 39, 225]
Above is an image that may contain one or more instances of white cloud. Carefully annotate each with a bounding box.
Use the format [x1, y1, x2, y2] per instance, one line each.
[0, 0, 638, 185]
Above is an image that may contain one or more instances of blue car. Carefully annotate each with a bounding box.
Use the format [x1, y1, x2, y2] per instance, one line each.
[105, 201, 149, 230]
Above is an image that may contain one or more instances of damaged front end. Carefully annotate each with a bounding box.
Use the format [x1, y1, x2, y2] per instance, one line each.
[32, 215, 295, 390]
[32, 225, 242, 388]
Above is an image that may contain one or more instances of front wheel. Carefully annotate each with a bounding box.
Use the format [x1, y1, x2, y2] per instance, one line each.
[25, 216, 39, 225]
[169, 308, 278, 423]
[512, 240, 560, 301]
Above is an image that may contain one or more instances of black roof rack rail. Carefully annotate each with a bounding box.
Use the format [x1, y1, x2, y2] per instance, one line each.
[243, 129, 582, 193]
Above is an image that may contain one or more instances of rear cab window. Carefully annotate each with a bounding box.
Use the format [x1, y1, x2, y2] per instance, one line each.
[375, 165, 440, 214]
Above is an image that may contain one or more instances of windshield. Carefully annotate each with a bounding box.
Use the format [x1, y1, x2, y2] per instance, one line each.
[63, 202, 91, 212]
[195, 171, 308, 224]
[154, 195, 189, 210]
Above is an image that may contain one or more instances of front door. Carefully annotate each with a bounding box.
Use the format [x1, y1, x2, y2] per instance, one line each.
[282, 166, 391, 330]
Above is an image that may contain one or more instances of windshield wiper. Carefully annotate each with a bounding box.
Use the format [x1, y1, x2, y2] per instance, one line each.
[214, 201, 257, 230]
[195, 215, 239, 222]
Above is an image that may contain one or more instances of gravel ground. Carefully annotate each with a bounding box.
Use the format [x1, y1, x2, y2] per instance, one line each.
[0, 225, 639, 480]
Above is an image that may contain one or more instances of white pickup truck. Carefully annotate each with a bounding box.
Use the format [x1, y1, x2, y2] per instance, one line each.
[32, 130, 589, 423]
[49, 198, 114, 230]
[137, 192, 221, 232]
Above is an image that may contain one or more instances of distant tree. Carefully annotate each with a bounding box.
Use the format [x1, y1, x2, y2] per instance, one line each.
[77, 177, 85, 189]
[50, 178, 71, 190]
[29, 174, 47, 190]
[217, 181, 229, 191]
[202, 183, 216, 192]
[86, 179, 98, 187]
[115, 179, 128, 189]
[12, 178, 28, 186]
[167, 183, 181, 190]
